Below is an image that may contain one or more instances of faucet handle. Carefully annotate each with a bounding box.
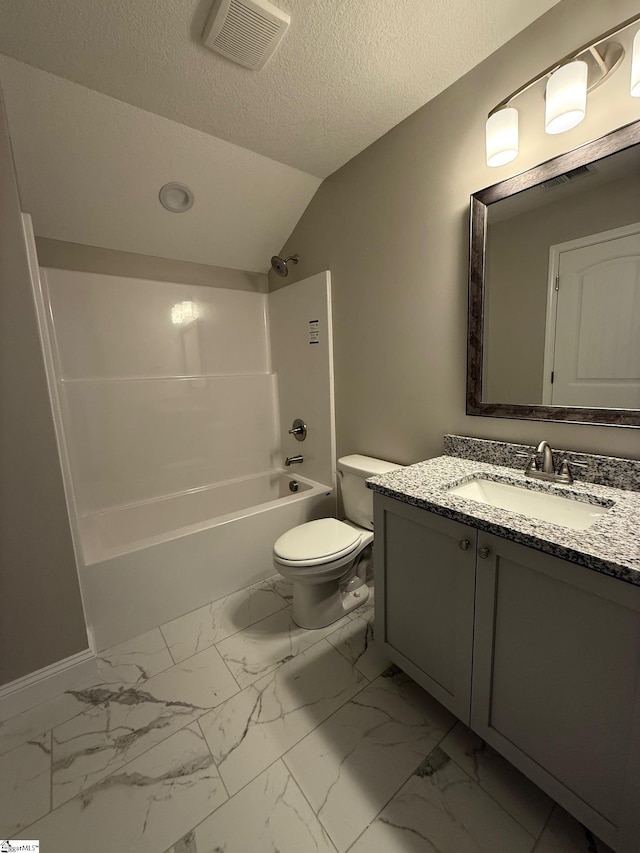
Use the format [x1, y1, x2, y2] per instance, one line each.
[557, 459, 574, 484]
[515, 451, 538, 473]
[288, 419, 307, 441]
[557, 457, 588, 483]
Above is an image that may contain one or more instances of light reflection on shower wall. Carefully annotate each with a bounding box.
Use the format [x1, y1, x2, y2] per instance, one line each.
[42, 268, 278, 513]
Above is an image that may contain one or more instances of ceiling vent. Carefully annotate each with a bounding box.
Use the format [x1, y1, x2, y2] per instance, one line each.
[203, 0, 290, 70]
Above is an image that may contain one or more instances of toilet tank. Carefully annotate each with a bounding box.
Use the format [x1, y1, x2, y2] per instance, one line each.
[338, 454, 403, 530]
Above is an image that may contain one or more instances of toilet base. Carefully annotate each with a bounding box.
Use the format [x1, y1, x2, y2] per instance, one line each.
[292, 579, 369, 629]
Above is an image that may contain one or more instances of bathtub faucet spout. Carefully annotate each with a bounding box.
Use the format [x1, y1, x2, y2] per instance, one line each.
[285, 455, 304, 466]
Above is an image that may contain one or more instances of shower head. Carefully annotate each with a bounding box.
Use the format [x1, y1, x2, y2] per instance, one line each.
[270, 254, 299, 277]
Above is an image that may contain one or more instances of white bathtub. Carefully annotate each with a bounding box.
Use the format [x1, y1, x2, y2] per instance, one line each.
[78, 472, 334, 650]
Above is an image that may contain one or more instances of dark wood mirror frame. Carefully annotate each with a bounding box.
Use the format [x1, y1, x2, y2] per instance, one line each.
[467, 117, 640, 428]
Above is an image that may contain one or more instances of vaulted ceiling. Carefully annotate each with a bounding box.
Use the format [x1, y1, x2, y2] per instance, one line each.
[0, 0, 560, 179]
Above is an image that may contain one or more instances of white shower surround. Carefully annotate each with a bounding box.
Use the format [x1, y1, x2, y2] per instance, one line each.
[81, 472, 333, 650]
[30, 253, 337, 650]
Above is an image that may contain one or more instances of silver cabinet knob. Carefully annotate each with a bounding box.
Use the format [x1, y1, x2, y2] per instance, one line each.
[479, 547, 490, 559]
[458, 539, 470, 551]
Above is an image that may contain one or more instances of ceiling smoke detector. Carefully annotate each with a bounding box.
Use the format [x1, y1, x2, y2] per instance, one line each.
[203, 0, 291, 71]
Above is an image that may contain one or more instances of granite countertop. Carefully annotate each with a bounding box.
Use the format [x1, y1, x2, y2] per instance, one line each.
[367, 455, 640, 587]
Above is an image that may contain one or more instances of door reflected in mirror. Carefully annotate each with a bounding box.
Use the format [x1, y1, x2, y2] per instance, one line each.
[484, 145, 640, 408]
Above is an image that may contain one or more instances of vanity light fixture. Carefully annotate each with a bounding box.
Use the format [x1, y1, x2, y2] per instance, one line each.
[632, 30, 640, 96]
[486, 107, 519, 167]
[545, 60, 588, 134]
[486, 12, 640, 166]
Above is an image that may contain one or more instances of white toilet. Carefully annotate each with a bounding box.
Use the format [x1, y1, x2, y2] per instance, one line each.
[273, 454, 402, 629]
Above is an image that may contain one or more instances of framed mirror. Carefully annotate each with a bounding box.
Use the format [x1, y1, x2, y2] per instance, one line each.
[467, 118, 640, 427]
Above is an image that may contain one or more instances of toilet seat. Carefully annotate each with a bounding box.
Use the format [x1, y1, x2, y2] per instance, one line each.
[273, 518, 361, 567]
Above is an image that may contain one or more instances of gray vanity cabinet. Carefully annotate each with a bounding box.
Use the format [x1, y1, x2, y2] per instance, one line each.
[373, 494, 477, 722]
[374, 491, 640, 853]
[472, 532, 640, 851]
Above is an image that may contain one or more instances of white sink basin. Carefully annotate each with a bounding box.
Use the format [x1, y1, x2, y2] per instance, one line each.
[447, 478, 612, 530]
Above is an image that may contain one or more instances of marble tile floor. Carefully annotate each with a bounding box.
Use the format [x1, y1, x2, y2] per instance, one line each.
[1, 574, 614, 853]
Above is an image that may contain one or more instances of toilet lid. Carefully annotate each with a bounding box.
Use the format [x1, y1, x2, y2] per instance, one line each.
[274, 518, 360, 564]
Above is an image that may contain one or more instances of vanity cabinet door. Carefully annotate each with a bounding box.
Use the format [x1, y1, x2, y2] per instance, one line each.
[374, 494, 477, 722]
[472, 532, 640, 853]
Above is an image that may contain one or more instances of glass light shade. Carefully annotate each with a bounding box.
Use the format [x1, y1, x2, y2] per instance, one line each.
[545, 60, 588, 134]
[631, 30, 640, 96]
[486, 107, 519, 167]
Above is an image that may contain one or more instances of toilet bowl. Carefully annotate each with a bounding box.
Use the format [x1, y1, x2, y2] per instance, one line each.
[273, 455, 402, 629]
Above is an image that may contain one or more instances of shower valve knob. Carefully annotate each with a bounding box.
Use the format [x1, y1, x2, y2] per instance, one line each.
[288, 419, 307, 441]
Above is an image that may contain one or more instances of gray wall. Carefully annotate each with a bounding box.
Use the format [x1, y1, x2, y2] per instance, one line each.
[0, 88, 88, 685]
[485, 175, 640, 404]
[36, 238, 269, 293]
[271, 0, 640, 464]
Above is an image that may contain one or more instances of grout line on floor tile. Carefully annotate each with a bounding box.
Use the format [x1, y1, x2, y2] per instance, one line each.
[265, 575, 293, 605]
[441, 735, 550, 840]
[344, 819, 372, 851]
[278, 663, 378, 774]
[166, 754, 301, 851]
[0, 690, 86, 744]
[339, 717, 459, 852]
[160, 611, 281, 670]
[283, 760, 341, 853]
[156, 575, 285, 653]
[158, 624, 178, 666]
[438, 744, 540, 844]
[48, 729, 53, 815]
[212, 605, 353, 689]
[155, 623, 171, 653]
[91, 630, 182, 690]
[209, 653, 371, 804]
[325, 616, 378, 682]
[0, 632, 196, 763]
[156, 762, 247, 852]
[216, 650, 242, 691]
[27, 706, 219, 835]
[45, 640, 362, 832]
[18, 710, 206, 838]
[195, 718, 231, 801]
[530, 805, 554, 852]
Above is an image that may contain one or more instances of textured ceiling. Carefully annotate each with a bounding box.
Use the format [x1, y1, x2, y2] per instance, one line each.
[0, 0, 559, 178]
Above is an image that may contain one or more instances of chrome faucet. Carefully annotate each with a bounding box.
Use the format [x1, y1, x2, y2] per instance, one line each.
[285, 455, 304, 466]
[517, 441, 589, 485]
[536, 440, 555, 474]
[517, 440, 574, 485]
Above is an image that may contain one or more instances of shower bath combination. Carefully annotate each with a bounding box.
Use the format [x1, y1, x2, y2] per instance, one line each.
[270, 253, 299, 277]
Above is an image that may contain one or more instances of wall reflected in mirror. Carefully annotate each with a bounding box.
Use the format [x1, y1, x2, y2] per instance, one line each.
[482, 143, 640, 410]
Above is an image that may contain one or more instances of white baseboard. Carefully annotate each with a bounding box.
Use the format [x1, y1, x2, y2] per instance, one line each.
[0, 649, 97, 723]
